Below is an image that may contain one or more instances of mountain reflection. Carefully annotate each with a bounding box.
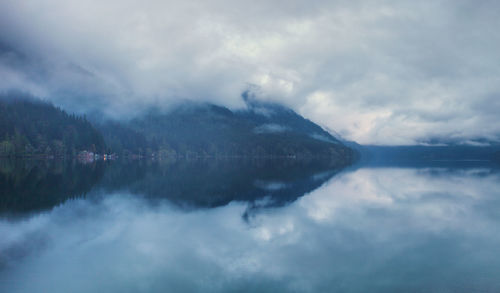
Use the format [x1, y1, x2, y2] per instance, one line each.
[0, 159, 105, 214]
[1, 165, 500, 292]
[0, 158, 346, 215]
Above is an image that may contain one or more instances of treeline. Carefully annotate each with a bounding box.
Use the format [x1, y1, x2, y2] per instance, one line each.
[96, 102, 355, 164]
[0, 93, 106, 157]
[0, 92, 356, 164]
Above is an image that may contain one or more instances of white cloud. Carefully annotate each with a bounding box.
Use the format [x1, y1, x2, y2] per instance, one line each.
[0, 0, 499, 144]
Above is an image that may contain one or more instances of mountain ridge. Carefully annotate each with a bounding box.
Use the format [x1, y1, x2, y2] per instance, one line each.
[0, 92, 106, 157]
[0, 92, 356, 166]
[98, 96, 356, 165]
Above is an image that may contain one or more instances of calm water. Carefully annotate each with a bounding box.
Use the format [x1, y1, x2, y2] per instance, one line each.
[1, 159, 500, 292]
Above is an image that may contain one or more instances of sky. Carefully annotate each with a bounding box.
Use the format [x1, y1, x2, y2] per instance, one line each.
[0, 0, 499, 145]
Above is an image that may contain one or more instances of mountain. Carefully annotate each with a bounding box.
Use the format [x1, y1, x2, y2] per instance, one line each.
[0, 92, 106, 157]
[98, 93, 356, 165]
[0, 91, 356, 165]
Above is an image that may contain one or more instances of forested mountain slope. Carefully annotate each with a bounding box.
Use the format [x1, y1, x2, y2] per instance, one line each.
[99, 97, 355, 164]
[0, 93, 106, 157]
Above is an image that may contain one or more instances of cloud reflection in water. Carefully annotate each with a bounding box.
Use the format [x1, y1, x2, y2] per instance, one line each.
[1, 167, 500, 292]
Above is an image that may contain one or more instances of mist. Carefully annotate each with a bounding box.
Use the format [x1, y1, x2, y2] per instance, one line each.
[1, 0, 500, 144]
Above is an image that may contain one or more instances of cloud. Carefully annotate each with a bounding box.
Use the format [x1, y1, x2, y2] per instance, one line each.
[0, 0, 500, 144]
[253, 124, 290, 134]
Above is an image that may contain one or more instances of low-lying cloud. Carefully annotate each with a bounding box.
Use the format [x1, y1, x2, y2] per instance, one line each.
[253, 124, 290, 134]
[1, 0, 499, 144]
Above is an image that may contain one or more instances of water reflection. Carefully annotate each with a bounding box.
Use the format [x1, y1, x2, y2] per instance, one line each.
[98, 158, 345, 209]
[1, 163, 500, 292]
[0, 158, 345, 215]
[0, 159, 105, 214]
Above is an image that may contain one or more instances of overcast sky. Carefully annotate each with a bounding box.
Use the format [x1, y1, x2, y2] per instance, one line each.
[0, 0, 499, 145]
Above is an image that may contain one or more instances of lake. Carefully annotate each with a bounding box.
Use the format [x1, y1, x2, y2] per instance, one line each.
[1, 158, 500, 292]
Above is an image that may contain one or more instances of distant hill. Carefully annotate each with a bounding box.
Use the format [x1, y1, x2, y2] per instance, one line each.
[0, 92, 106, 157]
[360, 145, 500, 165]
[98, 93, 356, 165]
[495, 151, 500, 163]
[0, 91, 356, 164]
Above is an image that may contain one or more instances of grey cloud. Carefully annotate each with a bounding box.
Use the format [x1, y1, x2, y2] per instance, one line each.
[0, 0, 499, 144]
[310, 133, 338, 144]
[253, 124, 289, 134]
